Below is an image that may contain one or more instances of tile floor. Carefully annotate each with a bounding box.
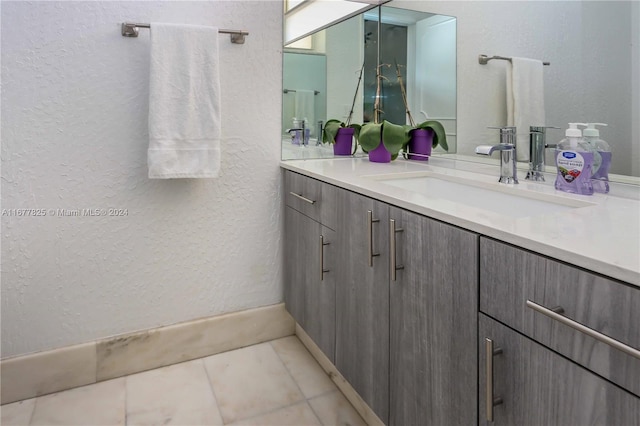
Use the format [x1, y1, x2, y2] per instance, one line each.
[1, 336, 367, 426]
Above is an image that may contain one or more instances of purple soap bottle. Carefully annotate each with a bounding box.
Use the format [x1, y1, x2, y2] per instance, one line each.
[554, 123, 594, 195]
[582, 123, 611, 193]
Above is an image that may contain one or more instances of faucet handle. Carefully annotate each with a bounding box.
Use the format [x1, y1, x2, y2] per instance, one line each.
[488, 126, 516, 146]
[530, 125, 560, 133]
[488, 126, 516, 133]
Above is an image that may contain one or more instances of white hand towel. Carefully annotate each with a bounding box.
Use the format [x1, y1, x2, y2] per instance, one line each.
[148, 23, 221, 178]
[294, 90, 315, 135]
[506, 57, 545, 162]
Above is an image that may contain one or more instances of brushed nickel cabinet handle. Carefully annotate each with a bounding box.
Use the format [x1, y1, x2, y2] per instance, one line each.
[320, 235, 330, 281]
[485, 338, 504, 422]
[389, 219, 404, 281]
[367, 210, 380, 267]
[289, 191, 316, 204]
[526, 300, 640, 360]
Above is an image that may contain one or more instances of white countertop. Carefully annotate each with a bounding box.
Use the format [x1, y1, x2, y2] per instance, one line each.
[281, 156, 640, 287]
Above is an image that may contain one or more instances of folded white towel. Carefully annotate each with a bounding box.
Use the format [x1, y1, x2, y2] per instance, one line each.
[148, 23, 221, 178]
[294, 90, 315, 136]
[507, 57, 545, 162]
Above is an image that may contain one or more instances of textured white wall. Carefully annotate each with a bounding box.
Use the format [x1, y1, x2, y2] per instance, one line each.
[392, 1, 636, 176]
[1, 1, 283, 358]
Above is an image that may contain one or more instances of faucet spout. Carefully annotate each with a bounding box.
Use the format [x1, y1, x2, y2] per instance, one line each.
[476, 126, 519, 184]
[475, 143, 515, 156]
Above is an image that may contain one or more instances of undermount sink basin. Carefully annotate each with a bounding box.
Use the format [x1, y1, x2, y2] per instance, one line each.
[366, 171, 596, 219]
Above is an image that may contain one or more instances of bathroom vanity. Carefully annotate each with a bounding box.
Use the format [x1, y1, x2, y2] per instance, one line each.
[281, 157, 640, 425]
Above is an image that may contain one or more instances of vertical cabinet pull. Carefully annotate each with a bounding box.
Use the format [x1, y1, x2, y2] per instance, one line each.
[485, 338, 504, 422]
[320, 235, 330, 281]
[389, 219, 404, 281]
[367, 210, 380, 266]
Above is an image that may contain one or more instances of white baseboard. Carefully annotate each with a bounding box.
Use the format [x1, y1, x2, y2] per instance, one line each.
[1, 303, 295, 405]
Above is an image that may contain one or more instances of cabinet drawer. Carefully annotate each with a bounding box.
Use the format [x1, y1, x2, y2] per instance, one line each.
[284, 170, 336, 229]
[480, 237, 640, 397]
[479, 314, 640, 425]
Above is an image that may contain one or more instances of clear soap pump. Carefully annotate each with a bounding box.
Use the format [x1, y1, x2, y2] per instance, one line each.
[580, 123, 611, 193]
[554, 123, 595, 195]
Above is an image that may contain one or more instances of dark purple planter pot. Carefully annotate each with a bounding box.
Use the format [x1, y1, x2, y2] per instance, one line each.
[407, 128, 433, 161]
[333, 127, 354, 156]
[368, 140, 392, 163]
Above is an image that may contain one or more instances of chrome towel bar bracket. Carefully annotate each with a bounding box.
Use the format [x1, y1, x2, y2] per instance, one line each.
[121, 23, 249, 44]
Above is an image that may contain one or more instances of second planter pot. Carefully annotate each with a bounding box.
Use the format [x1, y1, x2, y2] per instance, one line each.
[407, 128, 433, 161]
[368, 141, 392, 163]
[333, 127, 354, 156]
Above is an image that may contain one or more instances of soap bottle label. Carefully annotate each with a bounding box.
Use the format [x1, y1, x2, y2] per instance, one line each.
[556, 151, 586, 183]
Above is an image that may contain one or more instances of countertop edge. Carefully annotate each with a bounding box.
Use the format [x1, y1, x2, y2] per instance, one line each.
[281, 160, 640, 287]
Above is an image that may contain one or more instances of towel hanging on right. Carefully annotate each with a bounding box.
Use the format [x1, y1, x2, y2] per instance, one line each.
[506, 57, 545, 162]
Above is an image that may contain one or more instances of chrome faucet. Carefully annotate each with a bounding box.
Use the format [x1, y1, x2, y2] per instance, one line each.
[285, 119, 307, 146]
[475, 126, 518, 184]
[526, 126, 559, 181]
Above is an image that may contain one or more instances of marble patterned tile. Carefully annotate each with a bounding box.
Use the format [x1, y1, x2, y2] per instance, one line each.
[0, 398, 36, 425]
[229, 402, 322, 426]
[270, 336, 336, 399]
[0, 342, 97, 404]
[97, 303, 294, 381]
[126, 358, 223, 426]
[309, 390, 368, 426]
[202, 342, 304, 424]
[30, 378, 125, 425]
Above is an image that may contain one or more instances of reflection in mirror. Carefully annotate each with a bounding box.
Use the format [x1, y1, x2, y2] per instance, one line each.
[283, 0, 638, 183]
[282, 12, 365, 160]
[365, 6, 456, 153]
[391, 0, 639, 179]
[282, 5, 457, 160]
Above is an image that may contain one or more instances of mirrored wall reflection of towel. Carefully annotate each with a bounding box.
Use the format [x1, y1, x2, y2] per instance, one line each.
[148, 23, 221, 178]
[507, 57, 545, 162]
[295, 90, 315, 134]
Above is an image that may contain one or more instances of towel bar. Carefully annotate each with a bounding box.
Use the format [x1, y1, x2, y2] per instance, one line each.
[121, 23, 249, 44]
[283, 89, 320, 95]
[479, 54, 550, 66]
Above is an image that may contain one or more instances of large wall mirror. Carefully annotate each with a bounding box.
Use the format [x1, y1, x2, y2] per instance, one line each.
[282, 1, 639, 182]
[282, 3, 456, 160]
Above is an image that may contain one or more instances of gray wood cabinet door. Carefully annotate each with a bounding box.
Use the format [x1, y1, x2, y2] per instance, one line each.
[305, 224, 336, 363]
[479, 314, 640, 426]
[335, 190, 390, 424]
[284, 206, 335, 362]
[480, 237, 640, 397]
[389, 207, 478, 426]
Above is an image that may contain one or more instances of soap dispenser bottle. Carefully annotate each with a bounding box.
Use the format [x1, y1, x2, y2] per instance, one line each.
[554, 123, 594, 195]
[581, 123, 611, 193]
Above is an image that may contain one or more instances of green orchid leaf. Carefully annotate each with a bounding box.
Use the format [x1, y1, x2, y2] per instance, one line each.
[323, 119, 343, 144]
[416, 120, 448, 151]
[359, 123, 382, 153]
[400, 124, 413, 150]
[349, 124, 362, 155]
[381, 120, 409, 156]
